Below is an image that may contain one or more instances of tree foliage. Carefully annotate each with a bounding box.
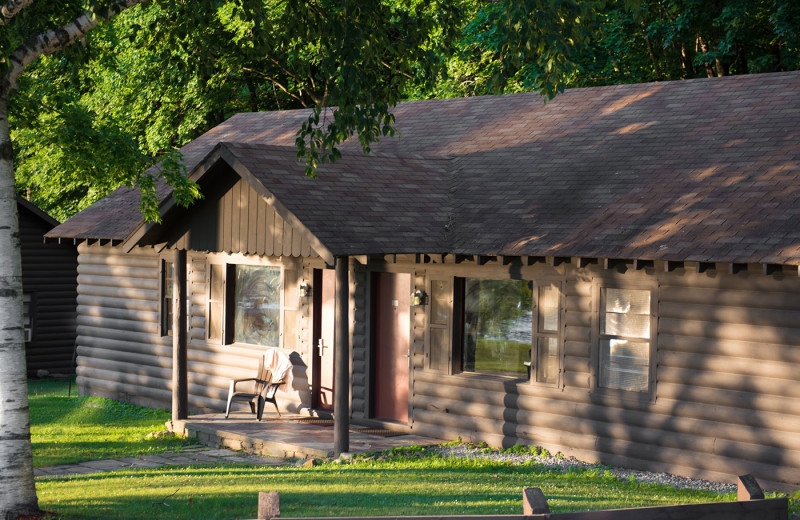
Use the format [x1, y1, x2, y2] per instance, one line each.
[8, 1, 800, 221]
[12, 0, 464, 219]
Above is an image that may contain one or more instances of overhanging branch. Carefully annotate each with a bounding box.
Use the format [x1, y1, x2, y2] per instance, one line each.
[5, 0, 149, 88]
[0, 0, 34, 26]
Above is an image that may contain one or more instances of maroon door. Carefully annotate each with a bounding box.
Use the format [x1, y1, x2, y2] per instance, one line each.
[312, 269, 336, 411]
[372, 272, 410, 423]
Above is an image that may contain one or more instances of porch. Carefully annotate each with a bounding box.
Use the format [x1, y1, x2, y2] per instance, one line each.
[168, 412, 443, 460]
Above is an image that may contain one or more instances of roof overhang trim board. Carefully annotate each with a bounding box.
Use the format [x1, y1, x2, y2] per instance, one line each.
[120, 143, 336, 264]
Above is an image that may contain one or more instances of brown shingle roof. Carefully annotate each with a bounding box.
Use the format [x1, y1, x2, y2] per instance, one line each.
[48, 71, 800, 264]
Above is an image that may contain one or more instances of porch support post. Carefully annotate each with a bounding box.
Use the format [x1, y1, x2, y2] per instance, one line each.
[172, 248, 188, 421]
[333, 255, 350, 456]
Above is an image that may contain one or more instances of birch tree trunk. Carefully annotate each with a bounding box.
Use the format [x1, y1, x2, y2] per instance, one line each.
[0, 4, 150, 517]
[0, 94, 39, 518]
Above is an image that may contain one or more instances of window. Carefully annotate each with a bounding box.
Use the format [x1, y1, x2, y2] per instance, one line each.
[461, 278, 532, 377]
[599, 287, 652, 392]
[207, 263, 281, 347]
[232, 265, 281, 346]
[160, 260, 174, 336]
[22, 293, 32, 343]
[208, 264, 224, 342]
[428, 279, 451, 371]
[534, 284, 560, 384]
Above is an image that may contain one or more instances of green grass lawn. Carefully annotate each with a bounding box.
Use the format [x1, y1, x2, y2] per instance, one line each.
[29, 379, 199, 467]
[29, 379, 797, 520]
[36, 452, 746, 520]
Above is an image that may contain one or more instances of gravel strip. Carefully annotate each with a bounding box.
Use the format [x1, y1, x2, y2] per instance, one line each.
[432, 445, 738, 494]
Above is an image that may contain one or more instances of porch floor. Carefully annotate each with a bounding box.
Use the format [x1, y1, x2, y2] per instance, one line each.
[168, 412, 443, 460]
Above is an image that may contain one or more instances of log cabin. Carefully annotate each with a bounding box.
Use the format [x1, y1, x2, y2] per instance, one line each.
[48, 71, 800, 487]
[18, 196, 78, 376]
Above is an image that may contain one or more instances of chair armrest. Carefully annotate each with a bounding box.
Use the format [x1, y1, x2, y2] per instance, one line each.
[230, 377, 258, 392]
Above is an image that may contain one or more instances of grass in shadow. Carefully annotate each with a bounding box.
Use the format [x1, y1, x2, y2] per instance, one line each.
[29, 379, 200, 467]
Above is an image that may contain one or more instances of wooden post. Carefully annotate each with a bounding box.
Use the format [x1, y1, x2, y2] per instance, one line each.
[522, 487, 550, 515]
[257, 491, 280, 520]
[737, 474, 765, 501]
[333, 256, 350, 456]
[172, 248, 188, 421]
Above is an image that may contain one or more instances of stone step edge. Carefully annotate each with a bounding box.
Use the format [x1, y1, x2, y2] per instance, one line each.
[167, 419, 334, 460]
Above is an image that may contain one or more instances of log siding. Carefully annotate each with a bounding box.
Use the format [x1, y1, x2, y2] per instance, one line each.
[76, 243, 317, 414]
[381, 260, 800, 488]
[18, 201, 78, 376]
[74, 242, 800, 488]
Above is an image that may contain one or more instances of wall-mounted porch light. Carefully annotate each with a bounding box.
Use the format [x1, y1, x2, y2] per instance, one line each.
[411, 289, 427, 306]
[298, 281, 311, 298]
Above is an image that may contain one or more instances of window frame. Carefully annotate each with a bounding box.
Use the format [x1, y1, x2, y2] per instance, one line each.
[592, 281, 658, 401]
[22, 292, 34, 343]
[426, 275, 566, 386]
[159, 258, 174, 337]
[426, 277, 454, 373]
[530, 280, 565, 388]
[454, 276, 534, 380]
[205, 258, 284, 349]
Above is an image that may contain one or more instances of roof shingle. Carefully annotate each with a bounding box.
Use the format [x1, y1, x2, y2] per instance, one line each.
[48, 71, 800, 265]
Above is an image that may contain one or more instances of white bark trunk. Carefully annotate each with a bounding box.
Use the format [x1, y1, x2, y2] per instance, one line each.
[0, 95, 39, 518]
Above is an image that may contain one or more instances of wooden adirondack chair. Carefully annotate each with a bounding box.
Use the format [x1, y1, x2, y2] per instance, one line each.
[225, 356, 284, 421]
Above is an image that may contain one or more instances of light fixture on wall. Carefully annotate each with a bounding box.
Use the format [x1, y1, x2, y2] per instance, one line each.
[411, 289, 426, 306]
[298, 281, 311, 298]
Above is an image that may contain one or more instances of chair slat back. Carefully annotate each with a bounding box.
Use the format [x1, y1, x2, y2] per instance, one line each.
[254, 357, 272, 396]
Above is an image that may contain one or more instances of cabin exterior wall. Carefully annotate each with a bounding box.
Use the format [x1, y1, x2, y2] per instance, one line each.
[19, 205, 78, 376]
[74, 242, 324, 414]
[73, 241, 800, 487]
[355, 258, 800, 488]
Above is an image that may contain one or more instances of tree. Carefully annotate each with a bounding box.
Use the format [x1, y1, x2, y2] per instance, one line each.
[0, 1, 630, 516]
[0, 0, 466, 516]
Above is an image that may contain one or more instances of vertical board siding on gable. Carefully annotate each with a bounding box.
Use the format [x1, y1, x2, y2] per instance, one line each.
[172, 177, 318, 259]
[401, 261, 800, 487]
[76, 243, 314, 414]
[18, 206, 78, 375]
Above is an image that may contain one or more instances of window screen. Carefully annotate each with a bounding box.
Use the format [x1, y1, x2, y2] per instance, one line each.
[208, 263, 224, 341]
[599, 288, 651, 392]
[22, 293, 32, 342]
[429, 279, 451, 371]
[534, 284, 560, 384]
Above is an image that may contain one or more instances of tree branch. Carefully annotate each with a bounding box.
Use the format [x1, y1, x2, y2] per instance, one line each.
[5, 0, 148, 89]
[0, 0, 34, 26]
[240, 66, 309, 106]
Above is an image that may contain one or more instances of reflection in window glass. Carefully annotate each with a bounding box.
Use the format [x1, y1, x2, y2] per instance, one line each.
[234, 265, 281, 346]
[208, 264, 224, 341]
[536, 336, 558, 383]
[599, 339, 650, 391]
[430, 280, 450, 325]
[538, 285, 559, 333]
[602, 288, 650, 338]
[430, 327, 449, 371]
[463, 279, 532, 376]
[599, 288, 651, 392]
